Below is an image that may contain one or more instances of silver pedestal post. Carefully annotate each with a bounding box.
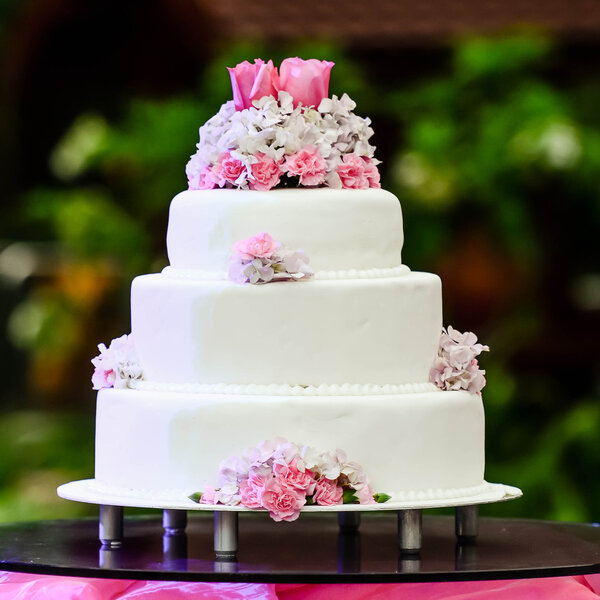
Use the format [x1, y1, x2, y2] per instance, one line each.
[398, 509, 422, 554]
[99, 505, 123, 548]
[338, 511, 361, 533]
[455, 505, 479, 541]
[214, 511, 238, 559]
[163, 509, 187, 535]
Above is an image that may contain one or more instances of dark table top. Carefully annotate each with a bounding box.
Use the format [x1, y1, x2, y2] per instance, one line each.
[1, 513, 599, 583]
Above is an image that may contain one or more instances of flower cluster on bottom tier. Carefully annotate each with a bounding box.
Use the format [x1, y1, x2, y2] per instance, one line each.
[190, 438, 390, 521]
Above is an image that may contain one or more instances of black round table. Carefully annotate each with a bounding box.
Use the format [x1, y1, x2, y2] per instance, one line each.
[1, 514, 599, 583]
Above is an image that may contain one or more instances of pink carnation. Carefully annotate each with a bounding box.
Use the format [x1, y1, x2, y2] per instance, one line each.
[273, 458, 316, 495]
[259, 478, 306, 522]
[199, 486, 217, 505]
[249, 152, 282, 191]
[228, 59, 279, 111]
[187, 164, 216, 190]
[313, 478, 343, 506]
[362, 157, 381, 188]
[91, 366, 114, 390]
[337, 154, 369, 190]
[279, 57, 334, 108]
[284, 146, 327, 186]
[239, 470, 269, 509]
[213, 152, 247, 187]
[233, 232, 278, 259]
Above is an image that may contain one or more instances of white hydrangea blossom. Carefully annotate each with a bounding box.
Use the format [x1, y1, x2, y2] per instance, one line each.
[186, 91, 378, 190]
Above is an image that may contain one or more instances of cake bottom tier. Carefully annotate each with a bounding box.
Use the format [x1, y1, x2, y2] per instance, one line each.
[95, 387, 485, 501]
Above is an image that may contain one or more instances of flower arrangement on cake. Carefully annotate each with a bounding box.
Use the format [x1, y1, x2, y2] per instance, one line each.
[189, 438, 391, 522]
[228, 232, 313, 284]
[185, 57, 381, 191]
[429, 326, 490, 394]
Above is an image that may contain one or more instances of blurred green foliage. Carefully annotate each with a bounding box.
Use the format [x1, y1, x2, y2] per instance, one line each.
[2, 34, 599, 523]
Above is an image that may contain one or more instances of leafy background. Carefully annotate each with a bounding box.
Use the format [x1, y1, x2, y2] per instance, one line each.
[0, 11, 599, 524]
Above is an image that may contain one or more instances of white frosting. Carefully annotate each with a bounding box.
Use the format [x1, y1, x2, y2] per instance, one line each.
[95, 387, 485, 498]
[131, 271, 442, 386]
[166, 188, 404, 274]
[88, 185, 493, 507]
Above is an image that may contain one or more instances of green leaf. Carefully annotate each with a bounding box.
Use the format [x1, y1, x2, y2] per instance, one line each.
[188, 492, 203, 503]
[374, 492, 391, 504]
[342, 489, 359, 504]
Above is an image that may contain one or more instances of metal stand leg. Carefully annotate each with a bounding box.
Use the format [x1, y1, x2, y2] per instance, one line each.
[455, 505, 479, 541]
[99, 546, 122, 569]
[163, 509, 187, 535]
[337, 512, 361, 573]
[338, 511, 361, 533]
[99, 505, 123, 548]
[214, 511, 238, 559]
[398, 509, 422, 554]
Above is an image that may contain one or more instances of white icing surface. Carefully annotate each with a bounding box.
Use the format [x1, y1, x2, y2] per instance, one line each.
[131, 271, 442, 386]
[166, 188, 404, 274]
[95, 387, 486, 498]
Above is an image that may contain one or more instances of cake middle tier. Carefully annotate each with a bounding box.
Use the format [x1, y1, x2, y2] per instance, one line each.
[131, 271, 442, 386]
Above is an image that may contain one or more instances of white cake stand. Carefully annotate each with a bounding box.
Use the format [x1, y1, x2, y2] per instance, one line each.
[57, 479, 522, 558]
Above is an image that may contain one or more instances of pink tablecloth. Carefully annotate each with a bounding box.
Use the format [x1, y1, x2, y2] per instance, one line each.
[2, 573, 600, 599]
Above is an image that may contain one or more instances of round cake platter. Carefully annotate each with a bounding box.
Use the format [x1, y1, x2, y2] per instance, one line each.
[57, 479, 521, 513]
[58, 479, 522, 557]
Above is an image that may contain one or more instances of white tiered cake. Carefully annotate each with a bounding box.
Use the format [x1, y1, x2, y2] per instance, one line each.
[60, 57, 520, 522]
[95, 186, 486, 502]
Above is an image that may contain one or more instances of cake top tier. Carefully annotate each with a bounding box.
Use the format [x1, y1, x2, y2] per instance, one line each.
[166, 188, 403, 275]
[185, 58, 381, 192]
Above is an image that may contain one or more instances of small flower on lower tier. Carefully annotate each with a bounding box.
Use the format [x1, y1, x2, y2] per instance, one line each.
[228, 233, 313, 284]
[429, 326, 490, 394]
[189, 439, 390, 522]
[91, 333, 143, 390]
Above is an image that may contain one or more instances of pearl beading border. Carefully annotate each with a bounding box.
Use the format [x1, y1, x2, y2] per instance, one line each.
[161, 264, 410, 281]
[130, 380, 440, 396]
[88, 479, 491, 503]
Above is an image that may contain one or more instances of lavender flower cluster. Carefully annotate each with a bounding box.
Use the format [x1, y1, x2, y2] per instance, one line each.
[429, 326, 490, 394]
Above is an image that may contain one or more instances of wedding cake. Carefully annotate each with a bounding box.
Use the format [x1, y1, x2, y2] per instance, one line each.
[87, 58, 495, 522]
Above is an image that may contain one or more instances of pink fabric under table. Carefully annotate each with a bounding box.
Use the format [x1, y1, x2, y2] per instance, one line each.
[2, 573, 600, 600]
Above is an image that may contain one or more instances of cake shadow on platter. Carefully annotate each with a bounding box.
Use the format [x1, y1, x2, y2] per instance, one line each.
[58, 56, 522, 558]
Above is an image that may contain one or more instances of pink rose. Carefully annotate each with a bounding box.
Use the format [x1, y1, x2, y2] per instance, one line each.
[250, 152, 282, 191]
[240, 470, 269, 509]
[362, 157, 381, 188]
[284, 146, 327, 186]
[233, 232, 278, 259]
[313, 478, 343, 506]
[259, 478, 306, 522]
[228, 59, 279, 111]
[279, 57, 335, 108]
[273, 458, 316, 495]
[199, 485, 217, 505]
[337, 154, 369, 190]
[355, 484, 376, 505]
[213, 152, 247, 187]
